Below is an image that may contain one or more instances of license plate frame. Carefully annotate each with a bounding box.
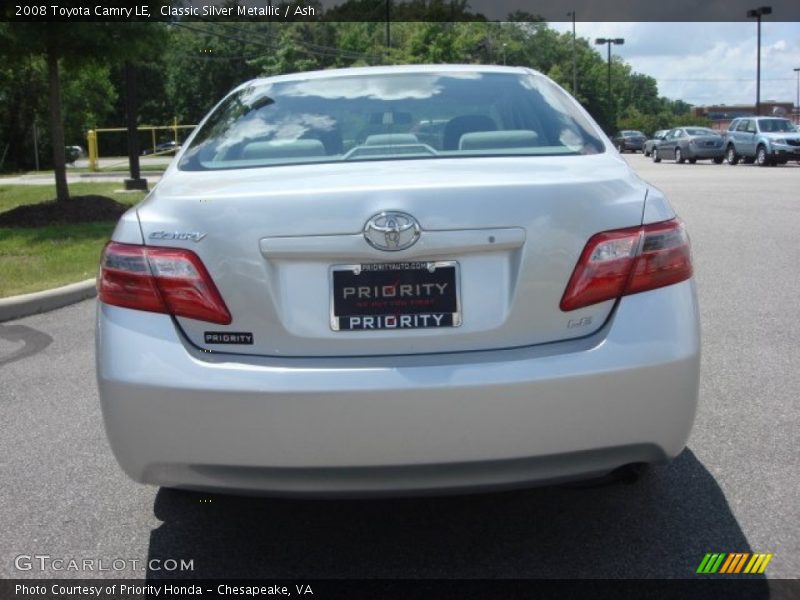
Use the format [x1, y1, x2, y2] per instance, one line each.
[330, 261, 461, 331]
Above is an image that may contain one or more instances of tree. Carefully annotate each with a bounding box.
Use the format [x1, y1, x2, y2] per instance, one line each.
[62, 63, 117, 153]
[0, 22, 166, 201]
[0, 40, 48, 172]
[1, 19, 708, 180]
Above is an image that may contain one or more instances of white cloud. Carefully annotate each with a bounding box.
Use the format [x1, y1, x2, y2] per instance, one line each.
[549, 22, 800, 106]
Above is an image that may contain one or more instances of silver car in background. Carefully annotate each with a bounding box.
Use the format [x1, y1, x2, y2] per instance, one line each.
[652, 127, 725, 164]
[96, 65, 700, 496]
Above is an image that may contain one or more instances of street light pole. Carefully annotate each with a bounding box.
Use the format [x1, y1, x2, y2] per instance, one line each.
[794, 67, 800, 125]
[747, 6, 772, 116]
[567, 11, 577, 95]
[595, 37, 624, 131]
[32, 121, 40, 171]
[385, 0, 391, 48]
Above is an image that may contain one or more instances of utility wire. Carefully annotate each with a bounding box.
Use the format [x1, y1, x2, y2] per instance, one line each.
[171, 21, 349, 63]
[175, 51, 272, 61]
[656, 77, 794, 82]
[174, 19, 383, 63]
[170, 21, 276, 51]
[212, 19, 384, 62]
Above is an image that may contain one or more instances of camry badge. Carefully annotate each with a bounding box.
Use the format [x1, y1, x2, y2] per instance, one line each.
[149, 231, 207, 242]
[363, 211, 420, 251]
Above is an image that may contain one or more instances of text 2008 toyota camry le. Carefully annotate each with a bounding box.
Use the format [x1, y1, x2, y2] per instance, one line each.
[95, 65, 700, 495]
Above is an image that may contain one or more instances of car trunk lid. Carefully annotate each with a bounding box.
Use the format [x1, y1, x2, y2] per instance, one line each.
[136, 155, 646, 357]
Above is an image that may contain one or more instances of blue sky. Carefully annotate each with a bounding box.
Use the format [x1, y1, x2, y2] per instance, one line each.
[548, 22, 800, 107]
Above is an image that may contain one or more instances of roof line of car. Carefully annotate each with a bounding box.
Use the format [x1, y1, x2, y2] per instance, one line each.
[234, 64, 542, 91]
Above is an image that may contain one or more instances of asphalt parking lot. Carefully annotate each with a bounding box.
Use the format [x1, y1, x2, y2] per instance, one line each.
[0, 153, 797, 582]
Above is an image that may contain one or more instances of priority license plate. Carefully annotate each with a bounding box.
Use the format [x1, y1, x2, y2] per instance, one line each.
[330, 261, 461, 331]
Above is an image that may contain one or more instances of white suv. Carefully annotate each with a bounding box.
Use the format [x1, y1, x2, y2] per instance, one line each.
[724, 117, 800, 166]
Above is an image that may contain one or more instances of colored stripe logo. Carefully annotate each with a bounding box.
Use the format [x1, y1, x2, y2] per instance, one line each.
[697, 553, 773, 574]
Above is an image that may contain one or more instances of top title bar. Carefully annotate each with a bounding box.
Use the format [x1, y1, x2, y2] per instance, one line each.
[4, 0, 800, 22]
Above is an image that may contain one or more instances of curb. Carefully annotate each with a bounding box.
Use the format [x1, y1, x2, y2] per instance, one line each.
[0, 278, 97, 323]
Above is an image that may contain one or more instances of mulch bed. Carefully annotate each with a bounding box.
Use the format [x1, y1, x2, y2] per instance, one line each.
[0, 195, 129, 228]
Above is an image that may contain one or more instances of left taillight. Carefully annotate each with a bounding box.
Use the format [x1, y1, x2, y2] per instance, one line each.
[98, 242, 232, 325]
[560, 218, 693, 311]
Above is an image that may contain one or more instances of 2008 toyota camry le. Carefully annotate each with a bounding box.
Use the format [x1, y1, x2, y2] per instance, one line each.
[95, 65, 700, 496]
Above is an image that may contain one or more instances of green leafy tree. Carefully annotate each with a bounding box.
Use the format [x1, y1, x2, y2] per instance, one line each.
[0, 45, 48, 172]
[0, 22, 166, 200]
[250, 22, 331, 76]
[62, 63, 117, 150]
[1, 19, 711, 180]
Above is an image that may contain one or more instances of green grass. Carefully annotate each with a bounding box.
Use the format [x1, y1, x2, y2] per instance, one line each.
[0, 223, 117, 296]
[0, 183, 146, 297]
[1, 162, 169, 178]
[96, 164, 168, 173]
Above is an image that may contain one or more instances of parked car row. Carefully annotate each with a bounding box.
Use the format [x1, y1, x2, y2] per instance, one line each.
[638, 117, 800, 167]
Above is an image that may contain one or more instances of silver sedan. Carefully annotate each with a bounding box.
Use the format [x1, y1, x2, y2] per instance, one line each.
[96, 65, 700, 496]
[653, 127, 725, 164]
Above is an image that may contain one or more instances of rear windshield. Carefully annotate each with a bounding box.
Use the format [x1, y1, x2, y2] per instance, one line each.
[178, 71, 605, 171]
[758, 119, 793, 133]
[622, 131, 644, 137]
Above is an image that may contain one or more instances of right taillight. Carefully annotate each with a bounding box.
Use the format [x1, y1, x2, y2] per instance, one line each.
[98, 242, 232, 324]
[560, 218, 692, 311]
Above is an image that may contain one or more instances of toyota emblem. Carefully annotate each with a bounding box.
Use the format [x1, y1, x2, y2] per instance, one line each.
[363, 211, 420, 251]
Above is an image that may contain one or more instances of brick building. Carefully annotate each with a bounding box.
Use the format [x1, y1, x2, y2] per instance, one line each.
[691, 102, 795, 131]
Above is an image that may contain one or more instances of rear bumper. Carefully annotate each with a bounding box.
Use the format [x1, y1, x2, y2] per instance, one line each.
[688, 146, 724, 159]
[620, 141, 644, 151]
[96, 281, 701, 496]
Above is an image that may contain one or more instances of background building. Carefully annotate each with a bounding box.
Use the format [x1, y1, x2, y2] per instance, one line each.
[692, 102, 794, 130]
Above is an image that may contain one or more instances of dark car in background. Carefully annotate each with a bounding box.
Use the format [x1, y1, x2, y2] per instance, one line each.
[643, 130, 668, 157]
[724, 117, 800, 166]
[65, 146, 82, 165]
[612, 130, 646, 153]
[652, 127, 724, 164]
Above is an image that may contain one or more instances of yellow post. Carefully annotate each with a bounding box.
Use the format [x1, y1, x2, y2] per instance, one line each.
[87, 129, 98, 172]
[151, 128, 156, 154]
[173, 117, 178, 145]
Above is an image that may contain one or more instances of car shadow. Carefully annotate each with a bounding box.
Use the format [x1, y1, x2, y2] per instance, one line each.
[145, 448, 767, 588]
